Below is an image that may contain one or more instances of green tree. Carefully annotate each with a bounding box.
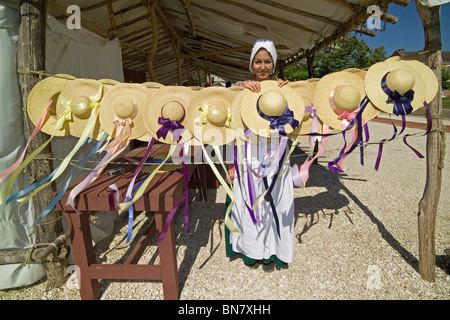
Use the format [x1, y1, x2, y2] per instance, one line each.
[282, 33, 387, 81]
[442, 68, 450, 90]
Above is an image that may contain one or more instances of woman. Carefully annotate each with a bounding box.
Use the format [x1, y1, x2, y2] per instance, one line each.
[226, 39, 294, 268]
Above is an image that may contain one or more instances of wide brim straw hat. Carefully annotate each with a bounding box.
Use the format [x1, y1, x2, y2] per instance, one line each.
[342, 68, 366, 79]
[143, 86, 195, 144]
[185, 86, 238, 146]
[55, 78, 105, 139]
[99, 83, 152, 141]
[364, 59, 427, 114]
[313, 71, 380, 130]
[385, 56, 438, 103]
[230, 89, 251, 142]
[27, 74, 76, 136]
[288, 80, 323, 139]
[143, 82, 165, 89]
[240, 80, 305, 138]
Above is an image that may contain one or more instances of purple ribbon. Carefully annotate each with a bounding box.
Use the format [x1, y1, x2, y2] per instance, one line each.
[328, 96, 370, 173]
[156, 117, 184, 141]
[156, 102, 186, 141]
[256, 96, 299, 136]
[381, 72, 415, 116]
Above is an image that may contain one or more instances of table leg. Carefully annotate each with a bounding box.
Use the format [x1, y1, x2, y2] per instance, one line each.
[154, 211, 179, 300]
[66, 212, 100, 300]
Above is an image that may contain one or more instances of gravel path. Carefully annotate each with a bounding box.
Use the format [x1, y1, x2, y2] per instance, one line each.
[1, 117, 449, 300]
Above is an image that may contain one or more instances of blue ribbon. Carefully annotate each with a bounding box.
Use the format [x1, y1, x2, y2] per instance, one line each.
[256, 96, 299, 136]
[30, 133, 108, 228]
[381, 72, 415, 116]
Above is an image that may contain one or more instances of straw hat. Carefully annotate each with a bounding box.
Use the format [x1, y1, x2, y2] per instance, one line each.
[99, 83, 152, 140]
[313, 71, 380, 130]
[364, 59, 427, 115]
[55, 78, 104, 138]
[143, 86, 195, 144]
[230, 89, 251, 142]
[342, 68, 366, 79]
[185, 87, 238, 146]
[100, 78, 120, 93]
[239, 80, 304, 138]
[288, 80, 323, 139]
[143, 82, 165, 89]
[27, 74, 76, 136]
[385, 56, 438, 103]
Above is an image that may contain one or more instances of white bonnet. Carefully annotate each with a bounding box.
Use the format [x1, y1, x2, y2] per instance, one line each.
[249, 39, 277, 74]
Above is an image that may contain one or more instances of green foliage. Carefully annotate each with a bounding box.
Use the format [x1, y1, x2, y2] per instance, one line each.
[442, 68, 450, 90]
[283, 33, 387, 81]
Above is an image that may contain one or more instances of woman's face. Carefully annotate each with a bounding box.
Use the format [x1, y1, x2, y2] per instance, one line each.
[252, 49, 274, 82]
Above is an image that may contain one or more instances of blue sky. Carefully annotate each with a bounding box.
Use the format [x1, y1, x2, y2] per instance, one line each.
[356, 1, 449, 56]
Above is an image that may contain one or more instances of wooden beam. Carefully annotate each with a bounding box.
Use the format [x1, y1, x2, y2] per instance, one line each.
[215, 0, 320, 36]
[415, 0, 443, 283]
[181, 0, 197, 37]
[144, 0, 158, 81]
[17, 0, 67, 287]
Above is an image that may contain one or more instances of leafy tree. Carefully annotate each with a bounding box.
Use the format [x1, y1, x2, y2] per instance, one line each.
[282, 33, 387, 81]
[442, 68, 450, 90]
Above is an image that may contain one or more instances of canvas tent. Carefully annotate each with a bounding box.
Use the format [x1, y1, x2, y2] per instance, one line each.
[0, 0, 446, 290]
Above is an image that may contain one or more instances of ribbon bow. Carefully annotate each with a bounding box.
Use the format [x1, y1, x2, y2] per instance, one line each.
[381, 72, 415, 116]
[157, 117, 184, 141]
[256, 97, 299, 136]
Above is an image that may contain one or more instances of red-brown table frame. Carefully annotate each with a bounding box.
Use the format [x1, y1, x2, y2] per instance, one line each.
[54, 144, 207, 300]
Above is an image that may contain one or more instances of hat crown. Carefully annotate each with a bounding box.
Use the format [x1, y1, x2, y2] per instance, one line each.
[161, 101, 185, 122]
[114, 97, 137, 119]
[207, 104, 228, 127]
[259, 90, 286, 117]
[70, 96, 92, 119]
[333, 85, 361, 111]
[386, 69, 415, 95]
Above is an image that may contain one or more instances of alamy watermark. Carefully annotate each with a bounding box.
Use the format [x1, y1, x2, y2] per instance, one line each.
[366, 5, 382, 30]
[66, 5, 81, 30]
[366, 265, 382, 289]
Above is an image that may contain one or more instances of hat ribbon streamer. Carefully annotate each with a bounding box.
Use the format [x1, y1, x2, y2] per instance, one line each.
[0, 99, 52, 185]
[30, 133, 107, 229]
[14, 97, 102, 206]
[256, 97, 299, 136]
[381, 72, 415, 116]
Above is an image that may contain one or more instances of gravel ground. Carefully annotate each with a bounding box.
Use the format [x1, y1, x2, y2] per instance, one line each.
[1, 116, 449, 300]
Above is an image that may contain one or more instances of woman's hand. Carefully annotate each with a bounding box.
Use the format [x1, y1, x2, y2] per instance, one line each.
[244, 80, 261, 93]
[244, 78, 289, 93]
[278, 78, 289, 87]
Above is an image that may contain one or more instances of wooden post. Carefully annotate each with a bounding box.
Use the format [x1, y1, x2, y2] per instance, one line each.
[146, 1, 158, 82]
[17, 0, 67, 287]
[415, 0, 444, 282]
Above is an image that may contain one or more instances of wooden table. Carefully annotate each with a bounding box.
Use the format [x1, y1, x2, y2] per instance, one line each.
[54, 144, 207, 300]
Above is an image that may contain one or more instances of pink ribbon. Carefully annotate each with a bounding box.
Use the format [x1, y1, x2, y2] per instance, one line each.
[0, 100, 52, 184]
[67, 115, 133, 214]
[293, 124, 330, 187]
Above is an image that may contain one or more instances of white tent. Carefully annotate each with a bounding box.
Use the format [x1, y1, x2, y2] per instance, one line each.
[0, 1, 124, 289]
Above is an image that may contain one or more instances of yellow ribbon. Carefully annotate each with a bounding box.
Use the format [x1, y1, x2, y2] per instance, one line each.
[118, 144, 177, 214]
[194, 104, 240, 235]
[16, 87, 104, 205]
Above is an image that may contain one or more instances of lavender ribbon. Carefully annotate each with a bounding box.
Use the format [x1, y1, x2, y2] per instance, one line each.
[381, 72, 415, 116]
[256, 96, 299, 136]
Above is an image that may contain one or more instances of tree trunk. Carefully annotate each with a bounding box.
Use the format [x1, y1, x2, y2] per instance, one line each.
[17, 0, 67, 287]
[415, 0, 443, 282]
